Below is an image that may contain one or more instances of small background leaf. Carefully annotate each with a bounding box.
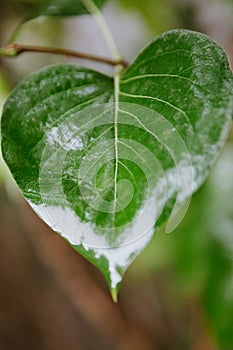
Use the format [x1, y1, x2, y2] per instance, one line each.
[29, 0, 107, 19]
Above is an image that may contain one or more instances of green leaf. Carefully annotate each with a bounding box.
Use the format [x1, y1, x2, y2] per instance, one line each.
[1, 30, 233, 298]
[30, 0, 107, 18]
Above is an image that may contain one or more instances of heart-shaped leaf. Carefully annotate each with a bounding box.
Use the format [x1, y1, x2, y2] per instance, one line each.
[1, 30, 233, 299]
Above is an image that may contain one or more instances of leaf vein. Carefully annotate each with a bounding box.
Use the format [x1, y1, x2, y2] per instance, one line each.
[120, 74, 209, 94]
[119, 91, 192, 127]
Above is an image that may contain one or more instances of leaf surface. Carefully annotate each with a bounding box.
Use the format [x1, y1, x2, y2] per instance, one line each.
[1, 30, 233, 297]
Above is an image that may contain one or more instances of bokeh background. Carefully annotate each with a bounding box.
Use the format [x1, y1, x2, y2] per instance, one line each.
[0, 0, 233, 349]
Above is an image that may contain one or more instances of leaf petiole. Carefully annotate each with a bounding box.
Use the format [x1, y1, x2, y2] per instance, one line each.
[81, 0, 122, 61]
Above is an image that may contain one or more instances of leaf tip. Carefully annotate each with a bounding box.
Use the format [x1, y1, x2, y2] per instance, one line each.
[110, 287, 119, 303]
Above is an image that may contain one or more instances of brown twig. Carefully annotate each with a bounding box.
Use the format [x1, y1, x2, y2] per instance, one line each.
[0, 43, 128, 68]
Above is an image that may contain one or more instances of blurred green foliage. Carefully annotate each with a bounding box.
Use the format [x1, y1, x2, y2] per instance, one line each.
[117, 0, 179, 34]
